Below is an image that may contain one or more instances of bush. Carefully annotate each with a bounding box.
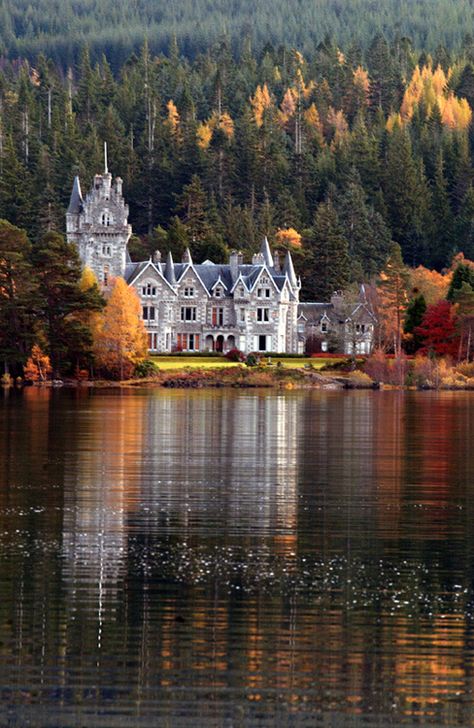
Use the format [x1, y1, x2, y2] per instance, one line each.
[246, 352, 260, 367]
[134, 358, 159, 378]
[347, 370, 374, 388]
[225, 348, 245, 362]
[456, 361, 474, 378]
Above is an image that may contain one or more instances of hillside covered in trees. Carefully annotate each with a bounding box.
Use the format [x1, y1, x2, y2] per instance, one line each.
[2, 0, 474, 68]
[2, 35, 474, 300]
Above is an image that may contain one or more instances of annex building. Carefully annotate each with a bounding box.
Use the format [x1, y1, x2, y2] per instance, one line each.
[66, 165, 375, 355]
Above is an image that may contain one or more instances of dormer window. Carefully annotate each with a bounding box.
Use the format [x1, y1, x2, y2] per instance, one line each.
[214, 287, 222, 298]
[142, 283, 157, 297]
[321, 321, 328, 333]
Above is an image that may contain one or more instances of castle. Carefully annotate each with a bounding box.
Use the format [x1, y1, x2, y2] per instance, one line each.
[66, 165, 301, 354]
[66, 161, 375, 356]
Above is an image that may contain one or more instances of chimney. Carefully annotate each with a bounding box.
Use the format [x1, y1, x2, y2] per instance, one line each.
[273, 250, 281, 273]
[152, 249, 161, 264]
[229, 250, 240, 281]
[252, 252, 264, 265]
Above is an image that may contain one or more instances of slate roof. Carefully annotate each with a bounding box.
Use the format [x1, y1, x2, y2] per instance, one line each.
[67, 176, 83, 215]
[126, 239, 299, 296]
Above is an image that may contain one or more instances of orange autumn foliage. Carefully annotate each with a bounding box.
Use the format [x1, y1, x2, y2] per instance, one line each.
[275, 228, 302, 249]
[93, 278, 147, 380]
[24, 344, 52, 382]
[410, 265, 451, 305]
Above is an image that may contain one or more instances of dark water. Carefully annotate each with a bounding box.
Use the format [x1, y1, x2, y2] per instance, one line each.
[1, 387, 474, 727]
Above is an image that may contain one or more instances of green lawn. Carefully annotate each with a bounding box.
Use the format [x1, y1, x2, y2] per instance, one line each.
[150, 356, 344, 371]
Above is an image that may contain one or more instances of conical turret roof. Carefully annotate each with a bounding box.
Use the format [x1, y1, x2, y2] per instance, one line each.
[67, 176, 83, 214]
[283, 250, 297, 287]
[260, 236, 274, 267]
[165, 251, 177, 285]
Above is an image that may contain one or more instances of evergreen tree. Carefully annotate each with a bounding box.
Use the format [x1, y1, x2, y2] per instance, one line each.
[403, 293, 427, 354]
[32, 232, 104, 375]
[0, 220, 38, 374]
[303, 200, 350, 300]
[447, 262, 474, 300]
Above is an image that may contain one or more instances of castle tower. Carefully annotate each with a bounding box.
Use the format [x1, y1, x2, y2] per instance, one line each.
[66, 147, 131, 286]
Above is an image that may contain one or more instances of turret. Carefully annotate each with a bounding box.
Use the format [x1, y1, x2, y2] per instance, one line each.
[65, 159, 132, 286]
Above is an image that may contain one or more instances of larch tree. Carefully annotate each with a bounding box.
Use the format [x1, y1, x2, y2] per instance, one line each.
[93, 277, 147, 380]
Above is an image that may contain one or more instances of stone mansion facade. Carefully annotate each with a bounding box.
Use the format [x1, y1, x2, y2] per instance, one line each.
[66, 166, 375, 355]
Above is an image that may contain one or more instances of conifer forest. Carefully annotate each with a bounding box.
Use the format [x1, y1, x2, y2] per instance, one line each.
[2, 2, 474, 302]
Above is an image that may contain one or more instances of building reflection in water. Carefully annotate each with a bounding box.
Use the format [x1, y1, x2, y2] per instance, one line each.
[1, 388, 474, 724]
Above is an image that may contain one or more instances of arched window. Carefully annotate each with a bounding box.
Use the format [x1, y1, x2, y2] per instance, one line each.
[101, 212, 111, 226]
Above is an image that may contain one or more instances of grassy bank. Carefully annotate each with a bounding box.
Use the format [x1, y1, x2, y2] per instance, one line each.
[150, 356, 343, 371]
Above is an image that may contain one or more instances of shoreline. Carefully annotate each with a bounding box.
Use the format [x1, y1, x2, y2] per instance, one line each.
[11, 366, 474, 391]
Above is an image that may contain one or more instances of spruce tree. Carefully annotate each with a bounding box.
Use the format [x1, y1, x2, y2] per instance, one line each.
[303, 200, 350, 301]
[403, 294, 427, 354]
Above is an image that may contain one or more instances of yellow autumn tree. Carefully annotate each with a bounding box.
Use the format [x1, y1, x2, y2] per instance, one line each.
[397, 63, 471, 131]
[166, 99, 180, 138]
[93, 278, 148, 380]
[250, 83, 272, 127]
[303, 103, 324, 145]
[196, 121, 212, 149]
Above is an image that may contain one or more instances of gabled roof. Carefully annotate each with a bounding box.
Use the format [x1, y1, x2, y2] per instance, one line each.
[125, 259, 177, 293]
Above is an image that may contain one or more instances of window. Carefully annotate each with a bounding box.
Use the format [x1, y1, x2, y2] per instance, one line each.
[148, 333, 159, 350]
[321, 321, 328, 333]
[257, 288, 262, 298]
[102, 244, 111, 256]
[101, 212, 111, 226]
[143, 306, 156, 321]
[257, 307, 270, 322]
[238, 287, 244, 297]
[103, 265, 109, 286]
[258, 335, 267, 351]
[355, 323, 366, 334]
[214, 287, 222, 298]
[240, 308, 245, 323]
[184, 287, 194, 297]
[142, 283, 156, 297]
[211, 307, 224, 326]
[265, 288, 271, 298]
[181, 306, 197, 321]
[177, 333, 200, 351]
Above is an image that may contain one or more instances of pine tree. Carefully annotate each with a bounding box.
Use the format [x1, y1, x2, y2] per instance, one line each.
[32, 232, 104, 375]
[0, 220, 38, 374]
[377, 243, 410, 355]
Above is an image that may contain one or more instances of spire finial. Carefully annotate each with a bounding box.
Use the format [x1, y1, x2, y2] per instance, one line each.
[104, 141, 108, 174]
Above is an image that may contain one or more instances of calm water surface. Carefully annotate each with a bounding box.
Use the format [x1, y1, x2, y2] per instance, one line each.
[0, 387, 474, 726]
